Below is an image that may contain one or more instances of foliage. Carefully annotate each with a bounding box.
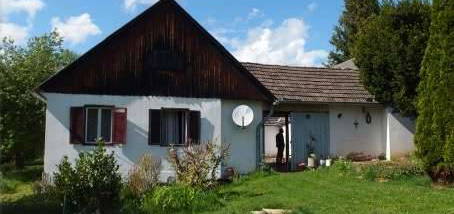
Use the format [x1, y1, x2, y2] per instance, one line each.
[415, 0, 454, 184]
[331, 159, 354, 175]
[0, 178, 18, 193]
[353, 0, 432, 117]
[53, 142, 122, 213]
[167, 141, 230, 189]
[0, 32, 78, 166]
[142, 185, 221, 214]
[359, 161, 425, 181]
[327, 0, 379, 66]
[127, 153, 161, 197]
[120, 187, 146, 214]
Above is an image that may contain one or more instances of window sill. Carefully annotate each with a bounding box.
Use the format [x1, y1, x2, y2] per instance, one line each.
[149, 144, 187, 147]
[73, 142, 118, 146]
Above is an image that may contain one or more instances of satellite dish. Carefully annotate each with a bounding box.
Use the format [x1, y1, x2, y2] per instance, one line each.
[232, 105, 254, 128]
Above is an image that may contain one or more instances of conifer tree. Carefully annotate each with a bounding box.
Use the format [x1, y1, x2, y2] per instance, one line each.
[415, 0, 454, 183]
[327, 0, 379, 66]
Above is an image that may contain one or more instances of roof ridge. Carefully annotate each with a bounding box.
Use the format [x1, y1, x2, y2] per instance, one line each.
[241, 62, 357, 71]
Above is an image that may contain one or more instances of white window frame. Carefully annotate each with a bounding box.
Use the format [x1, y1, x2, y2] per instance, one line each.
[85, 107, 113, 144]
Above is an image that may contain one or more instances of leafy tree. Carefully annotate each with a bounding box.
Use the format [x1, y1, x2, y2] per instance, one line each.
[353, 0, 432, 117]
[327, 0, 379, 66]
[415, 0, 454, 183]
[0, 32, 78, 167]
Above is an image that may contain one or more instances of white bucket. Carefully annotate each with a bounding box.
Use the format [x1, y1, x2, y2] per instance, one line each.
[326, 159, 332, 167]
[308, 157, 315, 168]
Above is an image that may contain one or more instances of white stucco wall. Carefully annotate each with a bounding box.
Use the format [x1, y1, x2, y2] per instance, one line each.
[43, 93, 222, 181]
[329, 105, 386, 157]
[221, 100, 263, 174]
[386, 108, 415, 159]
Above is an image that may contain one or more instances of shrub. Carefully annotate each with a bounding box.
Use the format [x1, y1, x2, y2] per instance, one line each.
[359, 161, 425, 181]
[127, 153, 161, 197]
[331, 159, 353, 175]
[141, 185, 221, 213]
[32, 172, 58, 201]
[120, 187, 145, 214]
[53, 142, 122, 213]
[167, 141, 229, 189]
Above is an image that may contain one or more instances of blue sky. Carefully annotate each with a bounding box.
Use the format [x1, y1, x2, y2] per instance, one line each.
[1, 0, 344, 66]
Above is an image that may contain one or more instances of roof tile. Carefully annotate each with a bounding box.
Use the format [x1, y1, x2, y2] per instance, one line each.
[242, 62, 377, 104]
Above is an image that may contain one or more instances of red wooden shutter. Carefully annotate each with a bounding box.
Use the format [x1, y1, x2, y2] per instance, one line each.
[70, 107, 85, 144]
[113, 108, 127, 144]
[149, 109, 161, 145]
[188, 111, 201, 145]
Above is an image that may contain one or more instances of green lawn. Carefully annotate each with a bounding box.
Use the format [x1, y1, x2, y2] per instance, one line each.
[2, 164, 454, 213]
[209, 169, 454, 214]
[0, 164, 60, 213]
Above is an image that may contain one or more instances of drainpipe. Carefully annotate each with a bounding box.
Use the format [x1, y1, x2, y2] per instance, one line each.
[256, 99, 282, 168]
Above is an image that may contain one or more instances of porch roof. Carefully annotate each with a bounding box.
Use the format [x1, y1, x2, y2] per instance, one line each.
[242, 62, 377, 104]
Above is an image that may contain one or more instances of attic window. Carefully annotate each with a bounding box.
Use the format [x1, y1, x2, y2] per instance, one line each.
[146, 49, 184, 71]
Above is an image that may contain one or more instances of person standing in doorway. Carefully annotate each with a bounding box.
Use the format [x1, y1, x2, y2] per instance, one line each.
[276, 128, 285, 165]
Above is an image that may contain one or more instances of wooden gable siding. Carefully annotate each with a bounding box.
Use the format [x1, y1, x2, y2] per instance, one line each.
[39, 0, 273, 101]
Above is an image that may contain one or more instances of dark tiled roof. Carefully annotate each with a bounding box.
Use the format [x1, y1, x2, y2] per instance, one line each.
[242, 62, 377, 104]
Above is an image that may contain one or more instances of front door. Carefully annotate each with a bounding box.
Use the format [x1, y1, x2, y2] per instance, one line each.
[291, 112, 329, 170]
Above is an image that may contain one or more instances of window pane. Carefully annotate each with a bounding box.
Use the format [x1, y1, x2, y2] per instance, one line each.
[86, 109, 98, 142]
[162, 110, 186, 145]
[101, 109, 112, 142]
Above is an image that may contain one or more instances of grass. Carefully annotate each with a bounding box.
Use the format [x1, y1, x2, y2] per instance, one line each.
[2, 162, 454, 214]
[207, 169, 454, 214]
[0, 163, 60, 213]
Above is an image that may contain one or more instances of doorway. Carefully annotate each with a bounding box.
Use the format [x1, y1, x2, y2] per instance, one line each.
[263, 115, 291, 171]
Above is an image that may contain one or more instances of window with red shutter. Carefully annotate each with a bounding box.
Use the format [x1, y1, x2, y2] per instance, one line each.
[70, 106, 127, 145]
[84, 107, 113, 144]
[113, 108, 127, 144]
[70, 107, 85, 144]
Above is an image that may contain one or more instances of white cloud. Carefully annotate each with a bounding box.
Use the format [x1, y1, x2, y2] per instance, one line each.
[0, 0, 44, 43]
[124, 0, 158, 11]
[0, 22, 28, 43]
[0, 0, 44, 20]
[228, 18, 327, 66]
[51, 13, 101, 45]
[247, 8, 264, 20]
[307, 2, 318, 12]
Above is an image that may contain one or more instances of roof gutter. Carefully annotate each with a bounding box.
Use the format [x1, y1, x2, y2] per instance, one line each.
[32, 89, 47, 103]
[255, 99, 282, 168]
